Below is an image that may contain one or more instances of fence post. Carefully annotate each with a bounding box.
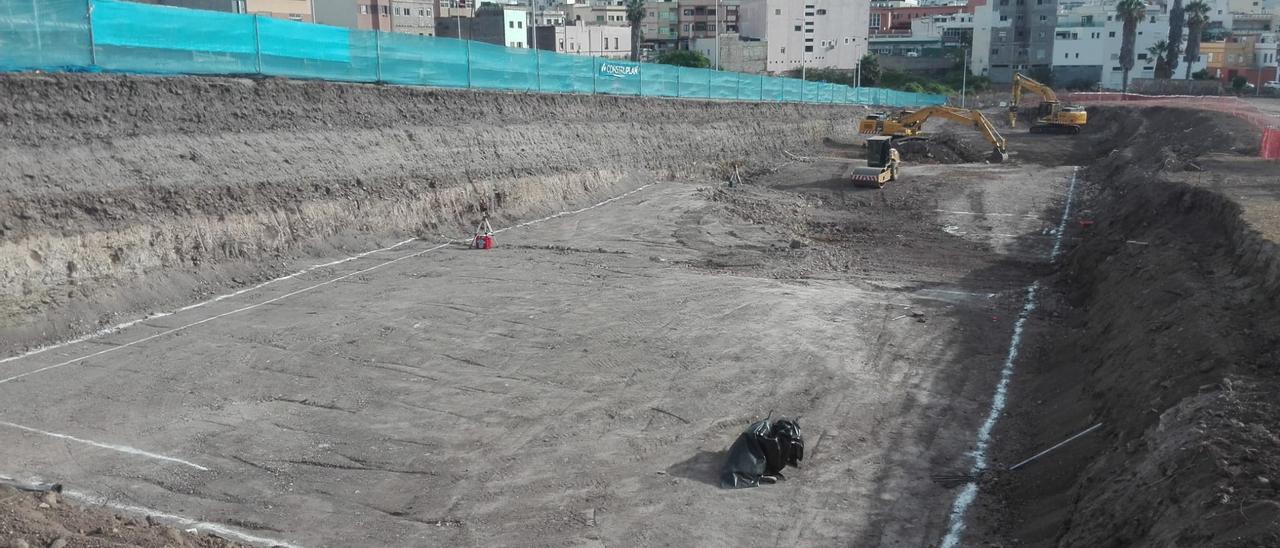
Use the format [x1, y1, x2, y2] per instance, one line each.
[535, 49, 541, 93]
[252, 14, 262, 75]
[592, 56, 598, 94]
[374, 31, 382, 83]
[675, 67, 681, 97]
[86, 0, 97, 67]
[465, 37, 472, 89]
[735, 74, 741, 101]
[706, 70, 711, 100]
[759, 76, 763, 102]
[638, 61, 643, 97]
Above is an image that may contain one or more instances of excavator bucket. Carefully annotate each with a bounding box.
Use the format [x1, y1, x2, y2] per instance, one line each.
[989, 148, 1009, 163]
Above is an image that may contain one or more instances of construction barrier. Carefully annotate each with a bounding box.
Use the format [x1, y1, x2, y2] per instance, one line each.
[0, 0, 946, 108]
[1065, 92, 1280, 160]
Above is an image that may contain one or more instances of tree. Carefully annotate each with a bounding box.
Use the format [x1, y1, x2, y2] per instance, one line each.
[625, 0, 645, 62]
[1231, 74, 1248, 91]
[1184, 0, 1211, 80]
[859, 54, 882, 87]
[1116, 0, 1147, 93]
[1165, 0, 1185, 79]
[656, 50, 710, 68]
[1191, 68, 1212, 80]
[1147, 40, 1170, 79]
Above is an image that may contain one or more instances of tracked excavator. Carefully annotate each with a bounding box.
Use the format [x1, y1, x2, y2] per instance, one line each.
[859, 105, 1009, 163]
[1008, 72, 1088, 134]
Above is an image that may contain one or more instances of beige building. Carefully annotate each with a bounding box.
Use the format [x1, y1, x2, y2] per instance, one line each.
[391, 0, 435, 35]
[246, 0, 312, 21]
[565, 2, 629, 26]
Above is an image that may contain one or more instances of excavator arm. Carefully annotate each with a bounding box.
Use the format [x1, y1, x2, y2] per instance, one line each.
[1009, 72, 1087, 133]
[1009, 73, 1059, 127]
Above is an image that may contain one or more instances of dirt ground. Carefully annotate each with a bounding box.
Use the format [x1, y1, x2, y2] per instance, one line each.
[4, 75, 1280, 547]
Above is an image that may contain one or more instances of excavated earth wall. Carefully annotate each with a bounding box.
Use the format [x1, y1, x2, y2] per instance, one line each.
[989, 107, 1280, 547]
[0, 73, 864, 350]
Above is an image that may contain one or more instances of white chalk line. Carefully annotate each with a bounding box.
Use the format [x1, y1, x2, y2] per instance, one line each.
[934, 209, 1040, 218]
[62, 488, 304, 548]
[939, 166, 1078, 548]
[0, 183, 655, 387]
[0, 421, 207, 471]
[0, 237, 419, 368]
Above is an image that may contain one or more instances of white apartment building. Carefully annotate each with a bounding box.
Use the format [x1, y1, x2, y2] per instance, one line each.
[1051, 0, 1208, 89]
[738, 0, 870, 73]
[551, 21, 633, 58]
[503, 5, 530, 48]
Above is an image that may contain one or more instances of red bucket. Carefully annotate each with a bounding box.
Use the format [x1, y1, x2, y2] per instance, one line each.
[473, 234, 494, 249]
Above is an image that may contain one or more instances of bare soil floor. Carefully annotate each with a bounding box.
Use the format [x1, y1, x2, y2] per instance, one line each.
[0, 130, 1076, 546]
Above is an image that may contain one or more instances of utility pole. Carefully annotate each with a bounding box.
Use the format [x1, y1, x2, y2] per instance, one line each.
[961, 46, 968, 107]
[715, 0, 721, 71]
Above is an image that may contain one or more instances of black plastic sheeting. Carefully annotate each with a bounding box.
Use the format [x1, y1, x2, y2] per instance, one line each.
[719, 418, 804, 489]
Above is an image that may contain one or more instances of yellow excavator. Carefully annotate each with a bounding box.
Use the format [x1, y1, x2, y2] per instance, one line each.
[859, 105, 1009, 163]
[1008, 72, 1088, 134]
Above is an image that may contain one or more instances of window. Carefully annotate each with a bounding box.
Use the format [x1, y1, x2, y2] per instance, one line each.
[1109, 31, 1116, 37]
[1040, 15, 1047, 21]
[805, 45, 813, 52]
[613, 37, 618, 49]
[518, 21, 523, 28]
[509, 21, 514, 28]
[775, 9, 781, 15]
[992, 48, 1000, 54]
[1137, 53, 1147, 60]
[817, 9, 826, 14]
[360, 5, 368, 14]
[380, 5, 388, 15]
[780, 46, 786, 53]
[1075, 53, 1079, 58]
[1000, 15, 1008, 21]
[707, 8, 715, 15]
[684, 9, 693, 15]
[794, 25, 802, 31]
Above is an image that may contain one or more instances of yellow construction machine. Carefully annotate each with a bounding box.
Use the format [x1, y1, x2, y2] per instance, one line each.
[1008, 73, 1088, 134]
[859, 105, 1009, 163]
[848, 136, 900, 188]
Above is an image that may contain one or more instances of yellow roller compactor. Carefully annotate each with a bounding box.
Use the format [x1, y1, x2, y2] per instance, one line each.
[848, 136, 900, 188]
[859, 106, 1009, 163]
[1008, 72, 1088, 134]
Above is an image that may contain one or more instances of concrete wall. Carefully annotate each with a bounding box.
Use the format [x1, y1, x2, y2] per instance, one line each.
[692, 34, 767, 73]
[314, 0, 358, 28]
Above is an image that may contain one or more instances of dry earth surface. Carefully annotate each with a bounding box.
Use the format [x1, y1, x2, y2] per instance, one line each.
[2, 75, 1279, 547]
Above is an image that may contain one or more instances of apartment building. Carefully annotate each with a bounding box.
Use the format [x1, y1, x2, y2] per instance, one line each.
[738, 0, 870, 73]
[678, 0, 740, 48]
[565, 1, 629, 26]
[532, 21, 633, 57]
[1202, 30, 1279, 85]
[642, 0, 681, 53]
[435, 3, 528, 46]
[391, 0, 436, 34]
[870, 1, 974, 34]
[971, 0, 1057, 83]
[246, 0, 312, 21]
[1050, 0, 1208, 89]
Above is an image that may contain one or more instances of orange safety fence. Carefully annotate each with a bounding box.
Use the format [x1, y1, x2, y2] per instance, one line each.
[1063, 92, 1280, 160]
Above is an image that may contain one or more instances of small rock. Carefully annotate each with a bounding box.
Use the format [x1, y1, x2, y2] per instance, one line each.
[789, 239, 804, 249]
[1259, 476, 1271, 486]
[12, 540, 29, 548]
[163, 527, 187, 546]
[41, 492, 58, 507]
[145, 515, 159, 526]
[37, 502, 50, 509]
[48, 538, 67, 548]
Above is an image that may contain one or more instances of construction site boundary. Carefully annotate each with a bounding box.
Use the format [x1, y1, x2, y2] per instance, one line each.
[0, 0, 946, 108]
[1065, 92, 1280, 160]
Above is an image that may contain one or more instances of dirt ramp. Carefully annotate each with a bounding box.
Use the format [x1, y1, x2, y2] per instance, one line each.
[0, 73, 866, 349]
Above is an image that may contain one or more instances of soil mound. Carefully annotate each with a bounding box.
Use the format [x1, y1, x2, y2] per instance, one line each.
[0, 486, 245, 547]
[990, 106, 1280, 546]
[895, 132, 987, 164]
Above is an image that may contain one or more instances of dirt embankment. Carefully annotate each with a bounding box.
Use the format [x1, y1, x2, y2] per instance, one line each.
[0, 73, 865, 351]
[990, 107, 1280, 546]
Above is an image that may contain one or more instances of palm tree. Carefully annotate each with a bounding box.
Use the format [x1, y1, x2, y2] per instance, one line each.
[625, 0, 645, 62]
[1165, 0, 1185, 79]
[1148, 39, 1169, 79]
[1116, 0, 1147, 93]
[1184, 0, 1211, 80]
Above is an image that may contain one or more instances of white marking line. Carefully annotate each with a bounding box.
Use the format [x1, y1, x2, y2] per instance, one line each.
[0, 421, 207, 471]
[1049, 167, 1080, 262]
[0, 183, 654, 387]
[939, 166, 1078, 548]
[62, 488, 304, 548]
[0, 237, 418, 367]
[935, 209, 1040, 218]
